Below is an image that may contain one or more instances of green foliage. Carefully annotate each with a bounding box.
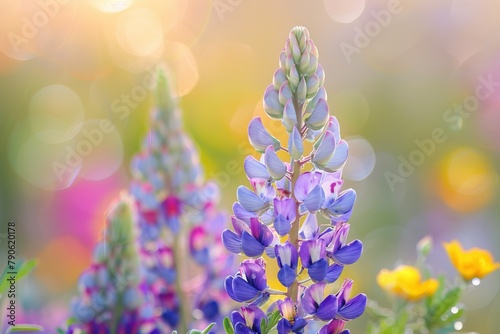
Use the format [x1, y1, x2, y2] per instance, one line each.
[0, 258, 37, 293]
[187, 322, 215, 334]
[223, 316, 234, 334]
[425, 287, 462, 329]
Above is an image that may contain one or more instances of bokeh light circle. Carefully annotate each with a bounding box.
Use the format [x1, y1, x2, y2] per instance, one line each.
[437, 147, 496, 212]
[89, 0, 134, 13]
[8, 122, 79, 191]
[115, 8, 164, 57]
[29, 84, 85, 143]
[344, 136, 376, 181]
[324, 0, 365, 24]
[72, 119, 124, 181]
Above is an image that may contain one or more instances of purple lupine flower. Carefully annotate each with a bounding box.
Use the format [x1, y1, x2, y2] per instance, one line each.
[275, 242, 299, 287]
[231, 306, 268, 334]
[223, 26, 365, 334]
[323, 223, 363, 265]
[318, 318, 350, 334]
[335, 278, 367, 321]
[277, 298, 307, 334]
[299, 239, 329, 282]
[225, 258, 269, 304]
[301, 282, 338, 321]
[273, 198, 297, 236]
[222, 217, 274, 257]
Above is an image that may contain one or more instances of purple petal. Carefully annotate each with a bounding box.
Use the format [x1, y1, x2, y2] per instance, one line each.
[338, 294, 367, 321]
[230, 310, 245, 327]
[234, 323, 253, 334]
[300, 239, 326, 267]
[319, 319, 346, 334]
[279, 81, 292, 105]
[326, 189, 356, 216]
[241, 231, 265, 257]
[232, 276, 259, 302]
[251, 218, 274, 246]
[275, 242, 298, 268]
[277, 265, 297, 288]
[333, 240, 363, 265]
[336, 279, 353, 308]
[291, 317, 308, 332]
[248, 116, 280, 152]
[273, 68, 287, 90]
[304, 184, 325, 212]
[326, 264, 344, 283]
[233, 202, 257, 224]
[274, 215, 291, 237]
[294, 171, 322, 202]
[274, 198, 297, 223]
[301, 282, 326, 315]
[325, 116, 341, 142]
[250, 178, 276, 203]
[244, 156, 270, 180]
[237, 186, 266, 212]
[282, 100, 297, 132]
[263, 86, 284, 120]
[307, 258, 328, 282]
[242, 306, 267, 331]
[225, 276, 245, 302]
[312, 131, 336, 166]
[305, 98, 329, 131]
[304, 87, 327, 118]
[288, 126, 303, 160]
[277, 319, 292, 334]
[265, 145, 287, 180]
[321, 172, 343, 199]
[231, 216, 251, 236]
[222, 229, 242, 254]
[299, 213, 319, 240]
[316, 295, 338, 321]
[240, 260, 267, 291]
[324, 140, 348, 172]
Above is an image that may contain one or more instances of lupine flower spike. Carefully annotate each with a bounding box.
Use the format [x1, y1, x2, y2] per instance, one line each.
[69, 71, 234, 333]
[222, 26, 366, 334]
[130, 70, 233, 333]
[68, 193, 160, 333]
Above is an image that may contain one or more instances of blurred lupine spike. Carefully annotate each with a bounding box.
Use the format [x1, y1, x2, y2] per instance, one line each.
[68, 192, 158, 333]
[69, 70, 234, 333]
[222, 26, 366, 334]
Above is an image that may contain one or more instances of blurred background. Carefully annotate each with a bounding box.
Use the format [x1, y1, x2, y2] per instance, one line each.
[0, 0, 499, 332]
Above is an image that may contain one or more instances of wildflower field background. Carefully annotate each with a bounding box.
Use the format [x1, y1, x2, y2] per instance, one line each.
[0, 0, 499, 333]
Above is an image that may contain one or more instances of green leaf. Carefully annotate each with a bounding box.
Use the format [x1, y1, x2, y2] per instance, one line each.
[0, 259, 37, 293]
[201, 323, 215, 334]
[260, 317, 267, 334]
[266, 310, 282, 331]
[186, 331, 202, 334]
[5, 324, 44, 333]
[223, 316, 234, 334]
[17, 259, 37, 280]
[425, 287, 462, 328]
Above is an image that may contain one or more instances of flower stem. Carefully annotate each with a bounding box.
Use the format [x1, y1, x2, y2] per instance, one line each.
[173, 229, 189, 334]
[287, 95, 304, 303]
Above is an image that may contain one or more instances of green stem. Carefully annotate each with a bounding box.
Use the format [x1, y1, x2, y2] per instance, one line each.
[174, 230, 189, 333]
[287, 95, 304, 303]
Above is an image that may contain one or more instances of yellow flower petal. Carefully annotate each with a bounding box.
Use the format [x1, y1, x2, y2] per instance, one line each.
[443, 240, 500, 280]
[377, 265, 438, 301]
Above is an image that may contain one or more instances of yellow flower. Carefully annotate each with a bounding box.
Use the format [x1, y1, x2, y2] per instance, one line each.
[443, 240, 500, 281]
[377, 265, 439, 301]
